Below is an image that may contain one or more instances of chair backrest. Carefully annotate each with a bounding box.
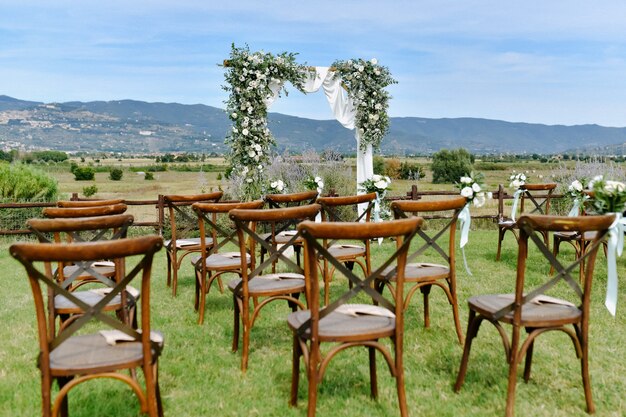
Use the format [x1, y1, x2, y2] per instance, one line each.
[43, 203, 128, 218]
[316, 192, 377, 223]
[192, 200, 265, 258]
[28, 213, 134, 245]
[228, 204, 321, 292]
[391, 196, 467, 268]
[264, 190, 319, 209]
[494, 214, 614, 323]
[519, 183, 557, 216]
[10, 235, 164, 368]
[160, 191, 223, 242]
[57, 199, 125, 208]
[295, 217, 422, 338]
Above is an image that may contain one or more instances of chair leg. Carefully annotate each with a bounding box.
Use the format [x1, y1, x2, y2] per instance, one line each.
[57, 376, 70, 417]
[369, 346, 378, 399]
[171, 257, 179, 297]
[421, 285, 432, 329]
[454, 309, 480, 391]
[232, 294, 240, 352]
[505, 326, 521, 417]
[241, 298, 250, 372]
[496, 227, 505, 261]
[306, 350, 319, 417]
[523, 329, 534, 383]
[290, 335, 301, 406]
[550, 235, 561, 275]
[393, 336, 408, 417]
[166, 252, 172, 287]
[450, 292, 464, 345]
[197, 271, 208, 325]
[581, 332, 595, 413]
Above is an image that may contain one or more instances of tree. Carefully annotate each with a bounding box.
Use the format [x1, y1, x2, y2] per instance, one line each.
[431, 148, 474, 184]
[109, 167, 123, 181]
[72, 166, 95, 181]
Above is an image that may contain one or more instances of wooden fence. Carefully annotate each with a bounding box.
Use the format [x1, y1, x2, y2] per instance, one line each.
[0, 185, 562, 236]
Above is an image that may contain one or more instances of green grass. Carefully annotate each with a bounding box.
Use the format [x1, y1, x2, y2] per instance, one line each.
[1, 229, 626, 417]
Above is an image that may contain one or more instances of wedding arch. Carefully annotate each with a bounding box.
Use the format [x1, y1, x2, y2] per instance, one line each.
[222, 44, 396, 200]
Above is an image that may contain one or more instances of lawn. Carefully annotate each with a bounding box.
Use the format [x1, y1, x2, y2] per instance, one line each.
[1, 226, 625, 417]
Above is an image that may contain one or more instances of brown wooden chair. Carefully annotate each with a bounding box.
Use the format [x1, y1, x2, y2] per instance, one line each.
[43, 203, 128, 219]
[316, 192, 376, 305]
[27, 214, 135, 337]
[10, 235, 165, 417]
[160, 191, 223, 296]
[56, 198, 125, 208]
[228, 204, 320, 372]
[191, 200, 264, 325]
[262, 190, 319, 268]
[377, 196, 467, 344]
[496, 183, 557, 261]
[288, 217, 422, 417]
[454, 214, 615, 417]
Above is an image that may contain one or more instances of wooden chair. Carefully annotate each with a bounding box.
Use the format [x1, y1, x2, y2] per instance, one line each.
[27, 214, 135, 337]
[228, 204, 320, 372]
[454, 214, 615, 417]
[160, 191, 223, 296]
[43, 203, 128, 219]
[496, 183, 557, 261]
[288, 217, 422, 417]
[56, 198, 125, 208]
[316, 192, 376, 305]
[377, 196, 467, 344]
[191, 200, 264, 325]
[262, 190, 319, 268]
[10, 235, 165, 417]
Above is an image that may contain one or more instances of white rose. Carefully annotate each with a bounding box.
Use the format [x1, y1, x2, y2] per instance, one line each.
[374, 69, 381, 75]
[254, 144, 262, 151]
[246, 178, 253, 183]
[520, 174, 526, 181]
[460, 176, 472, 184]
[384, 176, 391, 183]
[461, 187, 474, 198]
[358, 65, 365, 72]
[248, 150, 255, 157]
[375, 103, 382, 110]
[370, 58, 378, 65]
[472, 183, 481, 192]
[372, 174, 382, 182]
[315, 176, 322, 182]
[571, 180, 583, 192]
[231, 112, 238, 119]
[270, 181, 277, 188]
[242, 128, 249, 136]
[374, 180, 388, 190]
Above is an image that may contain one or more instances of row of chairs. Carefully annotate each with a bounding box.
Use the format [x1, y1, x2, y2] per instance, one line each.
[12, 194, 616, 417]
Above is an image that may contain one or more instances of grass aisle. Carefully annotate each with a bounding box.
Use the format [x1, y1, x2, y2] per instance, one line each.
[1, 229, 625, 417]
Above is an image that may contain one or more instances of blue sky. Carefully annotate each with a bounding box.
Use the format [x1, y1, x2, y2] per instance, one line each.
[1, 0, 626, 126]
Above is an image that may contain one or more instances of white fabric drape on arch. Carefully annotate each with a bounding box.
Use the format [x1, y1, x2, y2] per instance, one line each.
[264, 66, 374, 197]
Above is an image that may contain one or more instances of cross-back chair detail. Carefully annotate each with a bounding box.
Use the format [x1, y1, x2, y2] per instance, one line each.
[496, 183, 557, 261]
[455, 213, 615, 417]
[288, 217, 422, 417]
[316, 192, 377, 305]
[228, 203, 320, 372]
[190, 200, 264, 325]
[27, 214, 135, 336]
[10, 236, 164, 417]
[262, 190, 319, 269]
[377, 196, 467, 344]
[160, 191, 223, 296]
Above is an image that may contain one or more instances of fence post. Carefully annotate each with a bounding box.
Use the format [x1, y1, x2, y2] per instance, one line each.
[71, 192, 79, 201]
[497, 184, 504, 221]
[157, 194, 164, 235]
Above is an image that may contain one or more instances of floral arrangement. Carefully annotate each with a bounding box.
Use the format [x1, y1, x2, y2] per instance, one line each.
[269, 179, 286, 194]
[331, 58, 397, 151]
[223, 44, 308, 199]
[458, 172, 491, 207]
[359, 174, 392, 196]
[303, 176, 324, 191]
[508, 172, 527, 190]
[566, 178, 587, 200]
[587, 175, 626, 214]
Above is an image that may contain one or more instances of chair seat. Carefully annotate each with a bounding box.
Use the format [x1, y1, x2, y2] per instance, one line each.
[191, 252, 250, 270]
[48, 332, 163, 376]
[328, 244, 365, 260]
[165, 237, 213, 250]
[554, 230, 579, 240]
[381, 262, 450, 282]
[287, 306, 396, 342]
[227, 274, 305, 296]
[62, 264, 116, 280]
[259, 231, 304, 245]
[498, 219, 516, 228]
[468, 294, 581, 326]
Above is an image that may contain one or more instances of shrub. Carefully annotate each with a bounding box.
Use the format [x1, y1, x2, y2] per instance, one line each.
[144, 172, 154, 180]
[373, 156, 386, 175]
[72, 166, 95, 181]
[109, 167, 123, 181]
[0, 162, 58, 200]
[383, 158, 402, 179]
[398, 161, 424, 180]
[431, 148, 474, 184]
[82, 184, 98, 197]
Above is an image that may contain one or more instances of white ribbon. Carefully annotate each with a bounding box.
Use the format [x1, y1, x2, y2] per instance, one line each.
[374, 191, 385, 245]
[315, 186, 323, 223]
[568, 198, 581, 217]
[606, 213, 625, 316]
[510, 189, 523, 221]
[458, 203, 472, 276]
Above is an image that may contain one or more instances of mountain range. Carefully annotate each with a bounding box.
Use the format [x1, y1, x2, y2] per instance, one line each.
[1, 95, 625, 155]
